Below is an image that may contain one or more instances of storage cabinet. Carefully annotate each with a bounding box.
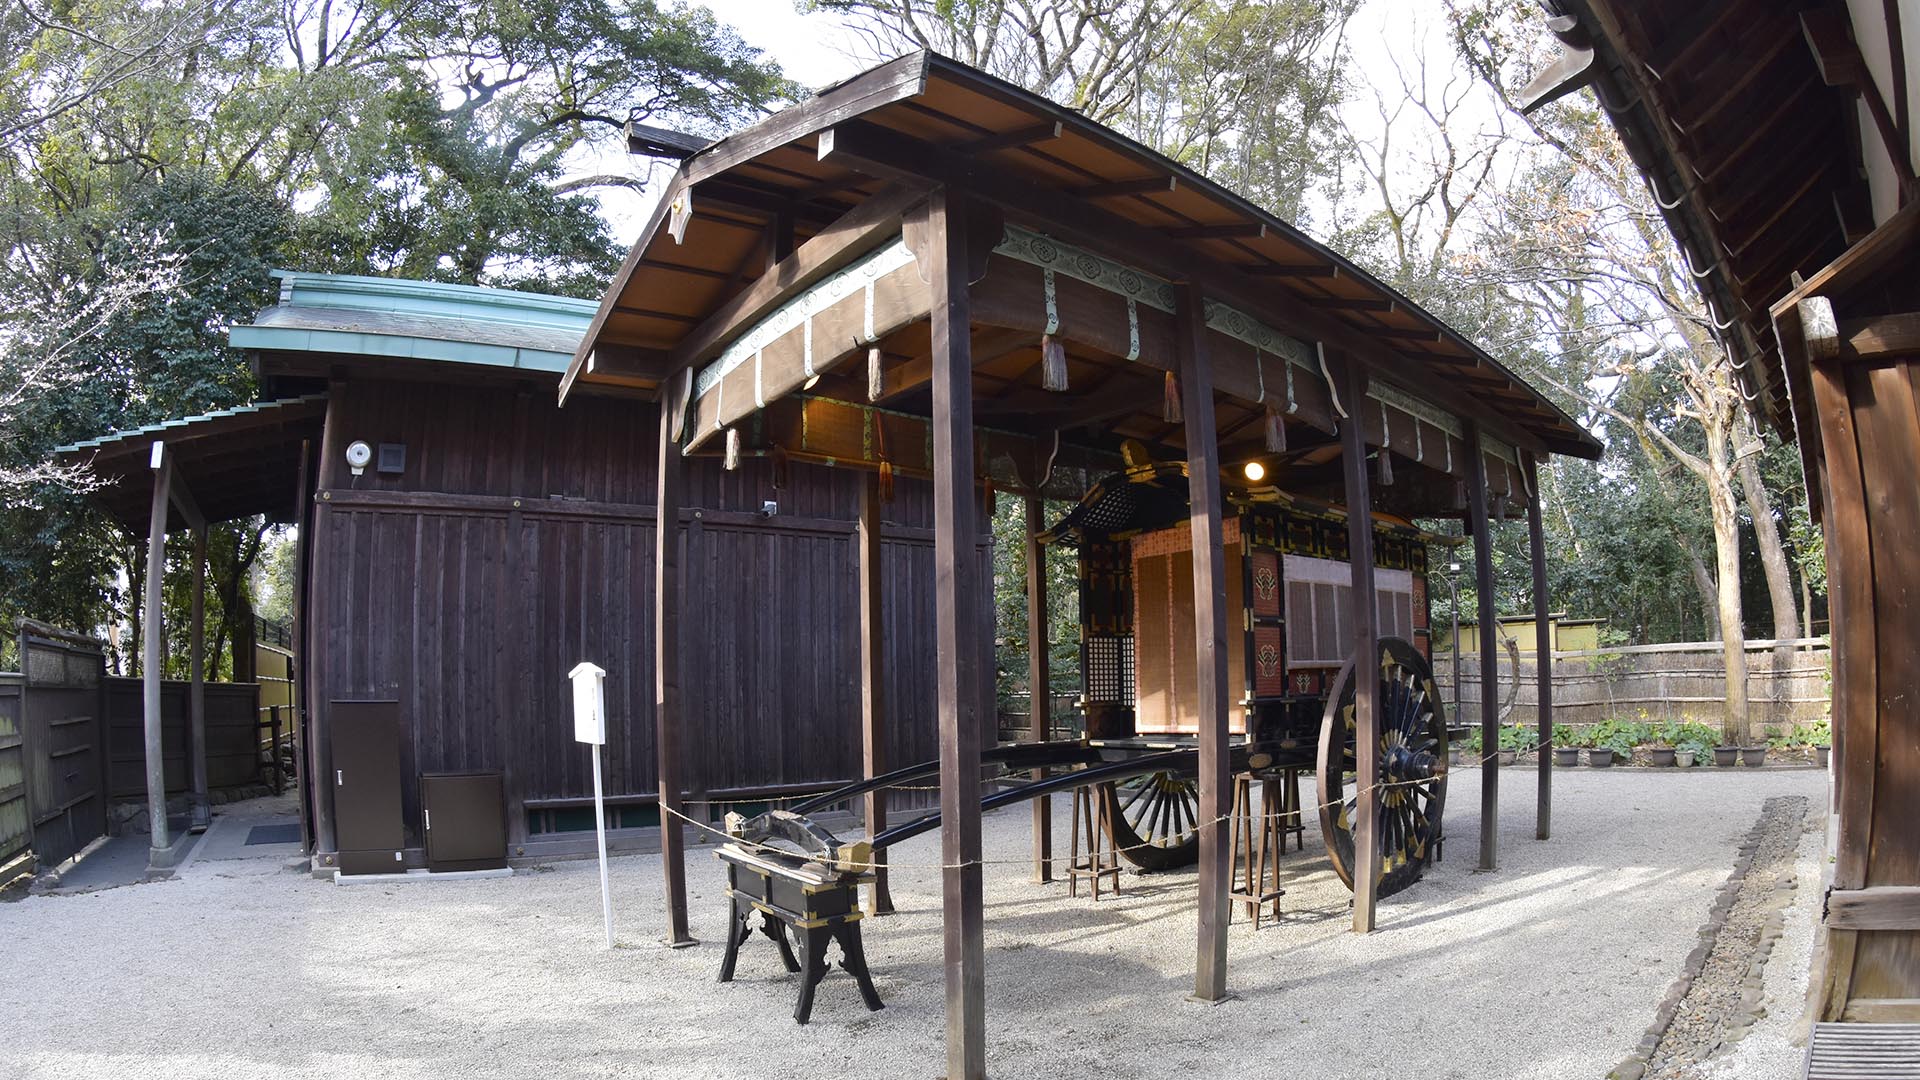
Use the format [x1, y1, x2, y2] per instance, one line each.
[421, 771, 507, 871]
[330, 700, 403, 875]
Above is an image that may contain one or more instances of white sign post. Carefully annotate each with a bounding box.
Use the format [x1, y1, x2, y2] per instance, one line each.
[568, 661, 613, 949]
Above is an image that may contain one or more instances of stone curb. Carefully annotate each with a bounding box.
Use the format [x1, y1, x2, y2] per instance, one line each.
[1607, 796, 1808, 1080]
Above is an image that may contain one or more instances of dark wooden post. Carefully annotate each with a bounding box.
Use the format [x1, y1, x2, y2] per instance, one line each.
[143, 444, 172, 862]
[928, 188, 986, 1080]
[1175, 280, 1232, 1000]
[188, 524, 209, 833]
[655, 385, 695, 947]
[308, 387, 343, 861]
[1525, 453, 1552, 841]
[858, 472, 893, 914]
[1337, 357, 1381, 932]
[1024, 494, 1053, 883]
[1465, 425, 1500, 871]
[291, 437, 312, 852]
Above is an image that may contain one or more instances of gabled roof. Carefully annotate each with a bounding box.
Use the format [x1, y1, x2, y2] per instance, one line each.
[231, 270, 597, 378]
[563, 50, 1601, 462]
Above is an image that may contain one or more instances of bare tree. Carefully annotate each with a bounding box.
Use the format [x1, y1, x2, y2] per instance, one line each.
[0, 233, 185, 505]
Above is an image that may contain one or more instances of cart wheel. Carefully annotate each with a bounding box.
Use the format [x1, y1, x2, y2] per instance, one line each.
[1316, 637, 1448, 898]
[1099, 771, 1200, 872]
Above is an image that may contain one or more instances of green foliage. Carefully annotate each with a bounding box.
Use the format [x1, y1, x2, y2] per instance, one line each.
[1497, 723, 1536, 751]
[991, 497, 1081, 716]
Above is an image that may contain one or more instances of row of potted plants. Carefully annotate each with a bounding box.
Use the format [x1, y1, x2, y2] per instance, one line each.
[1461, 718, 1831, 769]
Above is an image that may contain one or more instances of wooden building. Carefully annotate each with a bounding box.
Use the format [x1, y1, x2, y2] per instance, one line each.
[559, 52, 1599, 1076]
[61, 270, 969, 872]
[1522, 0, 1920, 1024]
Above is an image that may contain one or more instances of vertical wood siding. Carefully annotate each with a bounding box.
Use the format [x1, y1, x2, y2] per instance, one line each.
[310, 379, 957, 848]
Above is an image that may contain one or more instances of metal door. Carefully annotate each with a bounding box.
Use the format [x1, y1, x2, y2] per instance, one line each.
[330, 700, 403, 874]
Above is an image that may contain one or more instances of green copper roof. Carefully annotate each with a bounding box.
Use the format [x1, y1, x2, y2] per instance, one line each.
[229, 270, 599, 374]
[54, 393, 328, 454]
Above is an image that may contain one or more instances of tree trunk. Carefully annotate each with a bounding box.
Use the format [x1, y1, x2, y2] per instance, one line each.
[1707, 466, 1751, 745]
[1737, 454, 1800, 641]
[1685, 547, 1720, 641]
[1736, 454, 1799, 727]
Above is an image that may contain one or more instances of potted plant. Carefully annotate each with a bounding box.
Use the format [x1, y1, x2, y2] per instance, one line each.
[1808, 719, 1831, 768]
[1742, 743, 1768, 767]
[1551, 723, 1580, 767]
[1496, 724, 1537, 766]
[1588, 719, 1633, 767]
[1645, 722, 1679, 767]
[1674, 723, 1715, 769]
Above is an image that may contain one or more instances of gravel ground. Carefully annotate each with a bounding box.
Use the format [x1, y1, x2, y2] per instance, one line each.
[0, 767, 1827, 1080]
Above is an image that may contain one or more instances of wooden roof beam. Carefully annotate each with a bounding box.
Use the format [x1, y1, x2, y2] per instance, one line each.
[1074, 176, 1177, 199]
[812, 119, 1576, 457]
[1239, 262, 1336, 278]
[664, 181, 930, 376]
[1164, 222, 1267, 240]
[960, 121, 1062, 154]
[1309, 297, 1396, 312]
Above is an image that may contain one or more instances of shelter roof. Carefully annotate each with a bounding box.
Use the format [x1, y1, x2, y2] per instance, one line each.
[562, 51, 1600, 463]
[1534, 1, 1868, 440]
[231, 270, 597, 381]
[55, 394, 326, 529]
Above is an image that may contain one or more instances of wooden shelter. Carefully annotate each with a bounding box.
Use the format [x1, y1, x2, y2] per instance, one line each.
[1523, 0, 1920, 1024]
[562, 51, 1599, 1076]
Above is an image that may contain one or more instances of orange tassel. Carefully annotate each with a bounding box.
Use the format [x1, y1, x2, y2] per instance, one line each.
[878, 460, 895, 502]
[1163, 370, 1182, 424]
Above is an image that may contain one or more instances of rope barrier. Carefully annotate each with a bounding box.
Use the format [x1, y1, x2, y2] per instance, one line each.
[655, 737, 1564, 874]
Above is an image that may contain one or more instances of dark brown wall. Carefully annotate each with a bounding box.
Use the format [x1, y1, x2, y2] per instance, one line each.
[307, 378, 971, 852]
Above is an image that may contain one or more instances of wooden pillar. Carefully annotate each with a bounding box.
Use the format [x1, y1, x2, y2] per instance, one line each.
[928, 188, 986, 1080]
[1337, 357, 1381, 933]
[188, 524, 209, 833]
[291, 438, 312, 851]
[1525, 453, 1552, 841]
[857, 472, 893, 914]
[1466, 425, 1500, 871]
[1024, 494, 1053, 883]
[1176, 280, 1233, 999]
[655, 381, 695, 947]
[143, 444, 172, 861]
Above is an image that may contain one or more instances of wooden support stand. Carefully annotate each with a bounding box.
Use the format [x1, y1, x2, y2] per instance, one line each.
[715, 844, 884, 1025]
[1228, 774, 1287, 929]
[1068, 784, 1121, 900]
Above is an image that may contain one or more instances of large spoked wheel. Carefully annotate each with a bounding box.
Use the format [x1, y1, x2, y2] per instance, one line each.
[1098, 771, 1201, 872]
[1316, 637, 1448, 899]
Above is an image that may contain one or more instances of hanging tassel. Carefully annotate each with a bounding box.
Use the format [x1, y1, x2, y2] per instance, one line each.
[1378, 450, 1395, 487]
[769, 445, 789, 491]
[875, 413, 895, 502]
[1041, 335, 1068, 391]
[1163, 370, 1182, 424]
[1264, 407, 1287, 453]
[867, 346, 884, 402]
[723, 427, 741, 471]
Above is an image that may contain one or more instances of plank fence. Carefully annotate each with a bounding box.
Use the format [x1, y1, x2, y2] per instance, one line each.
[1435, 636, 1830, 732]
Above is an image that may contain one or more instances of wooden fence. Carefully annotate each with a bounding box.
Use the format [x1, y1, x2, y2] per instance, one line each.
[1435, 637, 1831, 731]
[103, 678, 260, 799]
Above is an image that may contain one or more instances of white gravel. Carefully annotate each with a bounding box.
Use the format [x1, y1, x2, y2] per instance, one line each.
[0, 767, 1828, 1080]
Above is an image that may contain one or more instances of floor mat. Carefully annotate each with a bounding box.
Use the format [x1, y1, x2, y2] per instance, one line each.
[245, 824, 302, 846]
